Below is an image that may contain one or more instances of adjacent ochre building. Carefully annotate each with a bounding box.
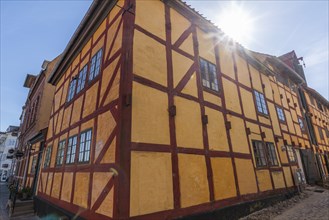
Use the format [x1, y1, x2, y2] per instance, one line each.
[13, 0, 328, 219]
[15, 56, 60, 195]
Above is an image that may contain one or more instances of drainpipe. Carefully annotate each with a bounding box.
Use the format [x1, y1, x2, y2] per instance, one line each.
[22, 141, 32, 188]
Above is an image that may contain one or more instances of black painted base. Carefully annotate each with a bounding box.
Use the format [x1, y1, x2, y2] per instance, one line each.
[34, 196, 84, 220]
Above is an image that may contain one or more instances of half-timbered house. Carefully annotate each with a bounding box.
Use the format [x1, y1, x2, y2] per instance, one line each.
[34, 0, 329, 219]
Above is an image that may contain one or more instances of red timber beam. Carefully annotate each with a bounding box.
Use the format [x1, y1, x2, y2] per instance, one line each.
[114, 0, 135, 219]
[191, 24, 215, 201]
[164, 5, 181, 209]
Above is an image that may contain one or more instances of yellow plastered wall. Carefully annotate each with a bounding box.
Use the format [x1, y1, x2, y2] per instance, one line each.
[51, 172, 62, 199]
[61, 172, 73, 203]
[55, 109, 64, 134]
[223, 78, 242, 114]
[82, 82, 98, 118]
[41, 173, 47, 193]
[46, 173, 53, 195]
[235, 54, 251, 87]
[175, 97, 203, 149]
[47, 118, 54, 140]
[291, 109, 298, 123]
[170, 8, 191, 45]
[285, 110, 296, 134]
[228, 115, 249, 154]
[261, 74, 273, 101]
[277, 139, 288, 163]
[211, 157, 237, 200]
[53, 90, 62, 113]
[81, 39, 91, 59]
[272, 171, 286, 189]
[205, 107, 229, 151]
[92, 172, 114, 217]
[271, 82, 281, 105]
[203, 91, 221, 106]
[235, 158, 257, 195]
[179, 154, 209, 207]
[93, 19, 106, 43]
[268, 102, 281, 136]
[294, 123, 302, 137]
[130, 151, 173, 216]
[61, 104, 72, 131]
[96, 188, 114, 217]
[73, 172, 89, 209]
[197, 28, 216, 64]
[283, 167, 294, 187]
[95, 110, 116, 162]
[105, 12, 122, 60]
[256, 170, 273, 192]
[172, 50, 195, 86]
[259, 116, 271, 126]
[249, 65, 262, 92]
[132, 82, 170, 144]
[219, 45, 235, 79]
[71, 96, 83, 125]
[279, 87, 289, 109]
[261, 126, 275, 143]
[240, 87, 257, 120]
[133, 30, 167, 86]
[135, 0, 165, 40]
[60, 81, 69, 107]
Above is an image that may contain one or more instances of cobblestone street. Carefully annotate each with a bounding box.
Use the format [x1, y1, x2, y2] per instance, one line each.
[273, 188, 329, 220]
[241, 187, 329, 220]
[0, 183, 39, 220]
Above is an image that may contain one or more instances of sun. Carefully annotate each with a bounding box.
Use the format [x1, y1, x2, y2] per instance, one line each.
[215, 2, 254, 45]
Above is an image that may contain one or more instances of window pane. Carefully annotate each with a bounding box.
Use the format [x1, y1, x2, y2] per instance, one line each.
[78, 130, 92, 162]
[200, 58, 219, 92]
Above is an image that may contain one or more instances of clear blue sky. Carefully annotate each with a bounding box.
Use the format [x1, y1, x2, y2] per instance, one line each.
[0, 0, 328, 131]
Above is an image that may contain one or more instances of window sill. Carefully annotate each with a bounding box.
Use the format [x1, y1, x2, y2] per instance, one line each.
[257, 112, 270, 119]
[203, 87, 221, 96]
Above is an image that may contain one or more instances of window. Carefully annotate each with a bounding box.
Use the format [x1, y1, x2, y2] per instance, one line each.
[44, 146, 52, 168]
[78, 129, 92, 163]
[252, 140, 267, 167]
[298, 118, 305, 132]
[56, 140, 66, 166]
[200, 58, 219, 92]
[252, 140, 279, 167]
[66, 136, 77, 164]
[254, 90, 268, 115]
[318, 127, 324, 140]
[286, 145, 296, 163]
[67, 79, 77, 102]
[276, 107, 285, 122]
[89, 49, 103, 81]
[266, 142, 278, 166]
[76, 65, 88, 93]
[30, 156, 37, 174]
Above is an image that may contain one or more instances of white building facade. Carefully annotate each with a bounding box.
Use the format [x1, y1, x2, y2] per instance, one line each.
[0, 126, 19, 182]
